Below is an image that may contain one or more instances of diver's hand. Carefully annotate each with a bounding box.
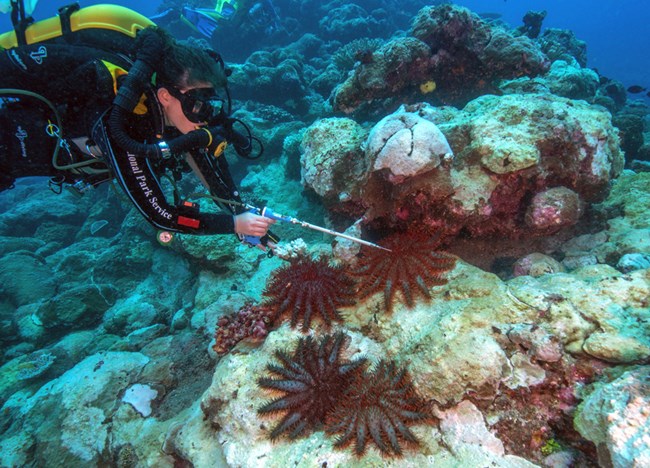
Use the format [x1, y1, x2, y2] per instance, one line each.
[234, 212, 275, 237]
[134, 27, 166, 69]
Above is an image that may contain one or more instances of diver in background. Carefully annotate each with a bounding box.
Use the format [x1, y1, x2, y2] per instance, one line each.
[152, 0, 281, 41]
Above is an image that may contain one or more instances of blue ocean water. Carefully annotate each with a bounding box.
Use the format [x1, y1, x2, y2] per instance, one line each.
[1, 0, 648, 89]
[454, 0, 650, 89]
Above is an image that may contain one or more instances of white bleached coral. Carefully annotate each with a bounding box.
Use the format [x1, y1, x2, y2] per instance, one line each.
[122, 383, 158, 417]
[365, 109, 453, 184]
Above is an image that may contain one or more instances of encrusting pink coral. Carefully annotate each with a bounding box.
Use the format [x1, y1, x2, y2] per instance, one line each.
[213, 303, 274, 355]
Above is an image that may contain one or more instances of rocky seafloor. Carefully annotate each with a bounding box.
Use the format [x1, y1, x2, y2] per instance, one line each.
[1, 3, 649, 467]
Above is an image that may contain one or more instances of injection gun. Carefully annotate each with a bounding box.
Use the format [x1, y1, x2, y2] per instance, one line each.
[242, 205, 390, 252]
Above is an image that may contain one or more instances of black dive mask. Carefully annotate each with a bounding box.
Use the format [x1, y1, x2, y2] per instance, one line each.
[166, 86, 225, 124]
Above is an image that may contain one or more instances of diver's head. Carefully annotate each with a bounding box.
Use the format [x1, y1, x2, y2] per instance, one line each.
[156, 37, 228, 90]
[157, 81, 224, 133]
[155, 39, 229, 132]
[248, 0, 279, 33]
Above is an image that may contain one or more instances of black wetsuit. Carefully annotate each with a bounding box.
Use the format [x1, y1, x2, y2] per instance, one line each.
[0, 41, 241, 235]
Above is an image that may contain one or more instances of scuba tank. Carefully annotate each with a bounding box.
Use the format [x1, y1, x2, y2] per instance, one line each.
[0, 2, 153, 49]
[0, 2, 156, 193]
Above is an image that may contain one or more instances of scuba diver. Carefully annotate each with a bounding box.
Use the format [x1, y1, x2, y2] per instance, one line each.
[0, 2, 276, 248]
[152, 0, 281, 40]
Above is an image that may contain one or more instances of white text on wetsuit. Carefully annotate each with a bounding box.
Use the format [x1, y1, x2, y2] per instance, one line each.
[128, 154, 173, 220]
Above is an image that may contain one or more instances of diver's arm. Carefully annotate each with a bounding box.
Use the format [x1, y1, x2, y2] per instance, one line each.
[182, 147, 275, 239]
[94, 121, 241, 235]
[203, 149, 278, 243]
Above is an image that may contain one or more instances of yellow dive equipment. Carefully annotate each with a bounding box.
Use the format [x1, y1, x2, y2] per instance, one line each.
[214, 0, 240, 19]
[0, 4, 154, 49]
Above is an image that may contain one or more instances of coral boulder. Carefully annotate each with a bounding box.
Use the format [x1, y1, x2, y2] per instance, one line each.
[332, 4, 550, 113]
[365, 110, 453, 184]
[302, 93, 624, 240]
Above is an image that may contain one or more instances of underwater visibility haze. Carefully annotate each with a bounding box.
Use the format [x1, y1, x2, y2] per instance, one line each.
[0, 0, 649, 466]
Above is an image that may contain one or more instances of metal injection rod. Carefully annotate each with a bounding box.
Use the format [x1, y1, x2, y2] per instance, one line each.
[185, 194, 391, 252]
[248, 205, 391, 252]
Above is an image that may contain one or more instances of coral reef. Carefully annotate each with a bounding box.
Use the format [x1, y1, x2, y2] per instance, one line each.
[15, 352, 56, 381]
[212, 303, 274, 355]
[130, 255, 647, 466]
[0, 352, 151, 465]
[474, 356, 604, 465]
[326, 359, 430, 456]
[263, 257, 357, 331]
[318, 4, 386, 41]
[1, 2, 649, 467]
[574, 366, 650, 467]
[513, 253, 565, 277]
[544, 60, 599, 100]
[332, 36, 433, 113]
[332, 37, 385, 72]
[332, 4, 549, 113]
[122, 384, 158, 418]
[354, 232, 456, 312]
[616, 253, 650, 273]
[300, 117, 368, 203]
[524, 186, 583, 232]
[538, 28, 588, 67]
[271, 238, 309, 261]
[228, 51, 310, 111]
[257, 332, 366, 439]
[365, 109, 454, 184]
[612, 112, 645, 163]
[515, 10, 547, 39]
[303, 93, 624, 240]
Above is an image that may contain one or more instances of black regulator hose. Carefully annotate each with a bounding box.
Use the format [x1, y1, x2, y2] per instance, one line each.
[108, 104, 159, 158]
[108, 58, 161, 158]
[108, 104, 210, 160]
[224, 118, 264, 159]
[108, 59, 212, 159]
[228, 127, 252, 157]
[112, 60, 152, 112]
